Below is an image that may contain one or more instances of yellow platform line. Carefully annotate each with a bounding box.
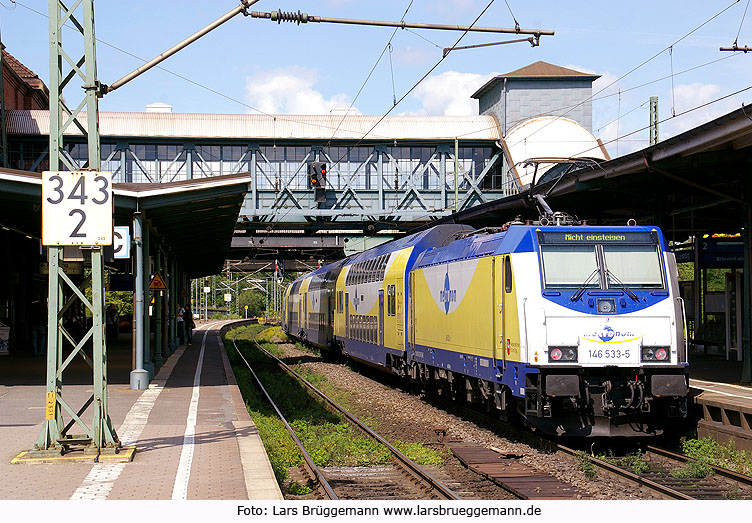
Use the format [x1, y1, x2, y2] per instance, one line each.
[11, 446, 136, 464]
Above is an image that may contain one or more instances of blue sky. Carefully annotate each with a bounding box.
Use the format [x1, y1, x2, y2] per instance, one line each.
[2, 0, 751, 157]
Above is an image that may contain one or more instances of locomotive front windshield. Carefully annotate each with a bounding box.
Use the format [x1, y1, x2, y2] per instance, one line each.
[540, 245, 599, 288]
[538, 230, 665, 290]
[602, 244, 663, 288]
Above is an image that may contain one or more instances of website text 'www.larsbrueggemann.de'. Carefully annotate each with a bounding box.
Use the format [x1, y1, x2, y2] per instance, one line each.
[237, 504, 543, 519]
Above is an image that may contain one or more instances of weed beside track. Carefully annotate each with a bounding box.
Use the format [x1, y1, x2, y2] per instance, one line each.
[224, 324, 444, 496]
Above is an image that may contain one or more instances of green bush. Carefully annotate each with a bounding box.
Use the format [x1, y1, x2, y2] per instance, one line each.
[670, 459, 712, 479]
[601, 450, 650, 474]
[576, 451, 597, 479]
[681, 436, 752, 476]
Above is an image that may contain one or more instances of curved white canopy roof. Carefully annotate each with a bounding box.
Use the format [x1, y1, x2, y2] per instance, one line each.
[504, 116, 609, 187]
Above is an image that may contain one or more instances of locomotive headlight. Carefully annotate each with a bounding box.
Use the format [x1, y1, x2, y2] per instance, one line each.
[548, 346, 578, 362]
[642, 346, 670, 362]
[596, 298, 616, 314]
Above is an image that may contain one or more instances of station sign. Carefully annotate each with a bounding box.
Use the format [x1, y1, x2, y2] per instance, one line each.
[699, 238, 744, 269]
[149, 271, 168, 290]
[42, 171, 113, 246]
[113, 226, 131, 259]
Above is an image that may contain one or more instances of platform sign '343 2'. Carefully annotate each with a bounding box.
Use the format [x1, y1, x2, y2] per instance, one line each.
[42, 171, 113, 246]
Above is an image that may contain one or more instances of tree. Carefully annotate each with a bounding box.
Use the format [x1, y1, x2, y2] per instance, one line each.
[237, 289, 266, 317]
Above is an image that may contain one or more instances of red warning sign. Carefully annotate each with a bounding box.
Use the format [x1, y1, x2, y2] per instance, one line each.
[149, 271, 168, 290]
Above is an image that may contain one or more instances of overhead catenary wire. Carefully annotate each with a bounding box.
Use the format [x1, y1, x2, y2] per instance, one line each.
[503, 0, 520, 31]
[404, 27, 443, 49]
[596, 99, 649, 136]
[670, 46, 676, 117]
[328, 0, 499, 170]
[734, 0, 750, 44]
[11, 0, 400, 140]
[568, 83, 752, 159]
[325, 0, 416, 148]
[388, 43, 397, 106]
[722, 0, 751, 50]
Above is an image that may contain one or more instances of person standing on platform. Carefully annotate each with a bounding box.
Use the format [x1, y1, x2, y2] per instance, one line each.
[184, 305, 194, 345]
[106, 304, 119, 340]
[30, 297, 47, 357]
[176, 303, 185, 345]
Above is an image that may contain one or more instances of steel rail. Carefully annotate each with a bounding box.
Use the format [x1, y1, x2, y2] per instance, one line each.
[553, 445, 695, 500]
[425, 395, 695, 500]
[647, 445, 752, 486]
[232, 332, 338, 500]
[246, 335, 460, 500]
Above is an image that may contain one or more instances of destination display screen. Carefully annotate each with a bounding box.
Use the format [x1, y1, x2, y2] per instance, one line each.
[537, 230, 657, 244]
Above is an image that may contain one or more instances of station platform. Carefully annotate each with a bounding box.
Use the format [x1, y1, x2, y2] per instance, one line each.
[688, 353, 752, 452]
[0, 320, 282, 500]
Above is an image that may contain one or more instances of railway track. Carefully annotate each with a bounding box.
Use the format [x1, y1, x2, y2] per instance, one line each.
[232, 331, 460, 500]
[640, 445, 752, 499]
[426, 393, 752, 500]
[233, 328, 752, 501]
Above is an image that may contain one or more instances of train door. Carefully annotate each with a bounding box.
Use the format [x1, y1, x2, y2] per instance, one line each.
[378, 289, 384, 346]
[304, 292, 308, 331]
[396, 276, 404, 349]
[493, 257, 505, 369]
[502, 255, 520, 363]
[407, 273, 415, 355]
[287, 294, 292, 328]
[345, 293, 350, 339]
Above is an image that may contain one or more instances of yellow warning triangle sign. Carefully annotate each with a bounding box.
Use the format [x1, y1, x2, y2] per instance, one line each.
[149, 271, 168, 290]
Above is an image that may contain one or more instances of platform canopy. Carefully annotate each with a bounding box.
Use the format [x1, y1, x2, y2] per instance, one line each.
[0, 169, 250, 277]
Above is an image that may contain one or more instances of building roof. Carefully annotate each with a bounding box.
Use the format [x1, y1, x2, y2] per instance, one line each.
[471, 61, 600, 99]
[1, 49, 50, 99]
[6, 110, 501, 142]
[500, 61, 599, 79]
[2, 49, 37, 79]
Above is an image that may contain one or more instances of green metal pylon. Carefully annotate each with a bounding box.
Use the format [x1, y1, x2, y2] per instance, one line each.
[32, 0, 120, 457]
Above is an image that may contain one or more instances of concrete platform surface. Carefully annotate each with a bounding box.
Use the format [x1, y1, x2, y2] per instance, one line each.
[0, 320, 282, 500]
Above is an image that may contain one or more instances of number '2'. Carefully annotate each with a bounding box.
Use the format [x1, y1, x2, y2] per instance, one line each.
[69, 209, 86, 238]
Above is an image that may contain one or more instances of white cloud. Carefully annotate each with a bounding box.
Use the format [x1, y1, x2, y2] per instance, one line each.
[393, 45, 435, 66]
[410, 70, 496, 116]
[592, 72, 620, 98]
[245, 67, 357, 114]
[661, 82, 739, 138]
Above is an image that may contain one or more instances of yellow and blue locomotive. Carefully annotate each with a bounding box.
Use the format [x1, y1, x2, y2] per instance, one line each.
[283, 221, 689, 437]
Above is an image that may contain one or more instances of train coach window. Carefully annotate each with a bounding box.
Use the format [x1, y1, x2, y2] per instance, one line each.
[504, 257, 512, 293]
[387, 285, 396, 316]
